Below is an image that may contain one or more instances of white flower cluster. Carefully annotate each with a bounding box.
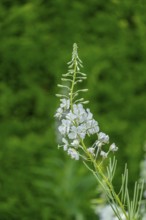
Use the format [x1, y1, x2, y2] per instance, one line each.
[55, 98, 99, 160]
[55, 98, 118, 161]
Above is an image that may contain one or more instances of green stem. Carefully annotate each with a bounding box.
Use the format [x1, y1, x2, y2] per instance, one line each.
[96, 163, 128, 219]
[80, 139, 129, 220]
[70, 59, 77, 111]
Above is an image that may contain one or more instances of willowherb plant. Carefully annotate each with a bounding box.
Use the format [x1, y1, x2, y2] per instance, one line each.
[55, 43, 144, 220]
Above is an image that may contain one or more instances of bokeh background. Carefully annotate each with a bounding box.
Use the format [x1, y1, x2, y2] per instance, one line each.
[0, 0, 146, 219]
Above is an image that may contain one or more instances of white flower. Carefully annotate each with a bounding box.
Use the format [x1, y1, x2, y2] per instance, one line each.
[98, 132, 109, 144]
[68, 126, 78, 139]
[55, 107, 63, 119]
[77, 124, 86, 139]
[86, 119, 99, 135]
[66, 111, 76, 121]
[68, 124, 86, 140]
[55, 99, 70, 119]
[71, 139, 80, 148]
[110, 143, 118, 152]
[99, 205, 117, 220]
[97, 204, 127, 220]
[142, 213, 146, 220]
[87, 147, 95, 155]
[100, 150, 108, 158]
[60, 99, 70, 109]
[67, 148, 79, 160]
[58, 119, 71, 135]
[62, 138, 69, 151]
[86, 108, 93, 120]
[73, 103, 87, 123]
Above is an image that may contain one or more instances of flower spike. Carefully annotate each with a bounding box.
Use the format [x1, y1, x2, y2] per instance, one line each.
[55, 44, 144, 220]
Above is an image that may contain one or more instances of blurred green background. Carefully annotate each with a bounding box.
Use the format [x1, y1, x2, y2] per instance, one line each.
[0, 0, 146, 219]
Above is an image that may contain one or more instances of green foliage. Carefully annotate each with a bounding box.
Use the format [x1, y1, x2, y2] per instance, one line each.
[0, 0, 146, 219]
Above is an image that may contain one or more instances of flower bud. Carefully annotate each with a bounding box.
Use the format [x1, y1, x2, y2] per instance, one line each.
[110, 143, 118, 152]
